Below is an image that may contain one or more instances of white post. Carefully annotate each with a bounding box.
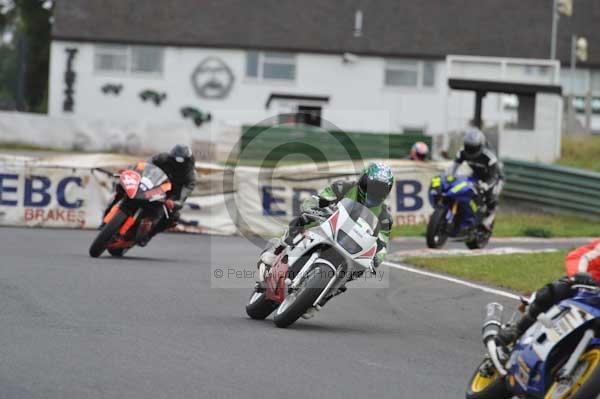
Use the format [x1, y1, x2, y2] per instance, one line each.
[568, 35, 577, 133]
[551, 0, 559, 59]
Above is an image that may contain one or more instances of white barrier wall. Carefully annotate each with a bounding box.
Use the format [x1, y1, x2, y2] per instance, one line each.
[0, 111, 193, 154]
[231, 160, 448, 237]
[0, 155, 237, 235]
[0, 155, 449, 236]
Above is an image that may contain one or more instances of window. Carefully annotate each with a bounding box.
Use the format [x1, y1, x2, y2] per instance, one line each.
[246, 51, 259, 77]
[385, 59, 436, 88]
[94, 45, 128, 73]
[245, 51, 296, 81]
[591, 70, 600, 95]
[422, 62, 435, 87]
[505, 94, 536, 130]
[385, 60, 418, 86]
[560, 69, 588, 95]
[296, 105, 322, 127]
[94, 45, 163, 75]
[131, 47, 163, 73]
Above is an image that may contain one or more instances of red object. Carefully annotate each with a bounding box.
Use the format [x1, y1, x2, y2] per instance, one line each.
[328, 210, 340, 233]
[120, 170, 141, 199]
[103, 204, 120, 224]
[118, 215, 137, 235]
[410, 141, 429, 161]
[358, 244, 377, 259]
[565, 238, 600, 281]
[107, 239, 135, 249]
[264, 252, 289, 304]
[165, 199, 175, 211]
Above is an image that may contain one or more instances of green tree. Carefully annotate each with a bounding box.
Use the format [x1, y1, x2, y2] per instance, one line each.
[0, 0, 52, 112]
[0, 43, 17, 105]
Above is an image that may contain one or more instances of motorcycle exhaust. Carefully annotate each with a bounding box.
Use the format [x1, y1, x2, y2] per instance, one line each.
[482, 303, 508, 376]
[482, 302, 504, 344]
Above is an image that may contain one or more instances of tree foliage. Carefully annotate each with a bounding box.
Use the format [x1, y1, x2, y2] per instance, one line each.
[0, 0, 52, 112]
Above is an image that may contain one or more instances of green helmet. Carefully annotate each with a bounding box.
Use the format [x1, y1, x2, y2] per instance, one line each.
[358, 162, 394, 207]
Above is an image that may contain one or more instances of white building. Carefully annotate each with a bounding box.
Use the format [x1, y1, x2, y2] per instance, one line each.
[48, 0, 600, 162]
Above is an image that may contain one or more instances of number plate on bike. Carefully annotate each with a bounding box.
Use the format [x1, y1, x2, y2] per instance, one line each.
[530, 305, 593, 360]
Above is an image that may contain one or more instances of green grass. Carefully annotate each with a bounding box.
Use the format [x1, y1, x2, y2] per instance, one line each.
[0, 141, 77, 153]
[405, 250, 568, 292]
[391, 211, 600, 238]
[557, 136, 600, 172]
[226, 158, 310, 167]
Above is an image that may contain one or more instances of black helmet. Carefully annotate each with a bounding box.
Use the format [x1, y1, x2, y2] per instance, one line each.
[358, 162, 394, 207]
[463, 128, 485, 159]
[169, 144, 194, 165]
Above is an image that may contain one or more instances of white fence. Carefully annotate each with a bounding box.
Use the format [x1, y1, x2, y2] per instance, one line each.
[0, 154, 449, 237]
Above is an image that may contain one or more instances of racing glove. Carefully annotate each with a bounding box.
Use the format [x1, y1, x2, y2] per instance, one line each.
[373, 257, 381, 269]
[571, 272, 594, 286]
[165, 199, 183, 212]
[477, 181, 489, 192]
[303, 207, 331, 220]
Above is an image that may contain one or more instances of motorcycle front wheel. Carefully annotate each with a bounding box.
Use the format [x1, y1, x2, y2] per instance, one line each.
[426, 207, 449, 249]
[465, 360, 511, 399]
[544, 347, 600, 399]
[273, 264, 330, 328]
[89, 210, 128, 258]
[466, 223, 493, 250]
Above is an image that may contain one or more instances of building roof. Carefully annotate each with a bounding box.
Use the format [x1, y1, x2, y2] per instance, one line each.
[53, 0, 600, 66]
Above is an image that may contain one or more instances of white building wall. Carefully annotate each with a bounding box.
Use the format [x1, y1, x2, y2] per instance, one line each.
[498, 93, 562, 163]
[49, 40, 489, 137]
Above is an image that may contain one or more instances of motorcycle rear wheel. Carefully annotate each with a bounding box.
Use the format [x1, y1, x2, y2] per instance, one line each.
[273, 265, 329, 328]
[544, 347, 600, 399]
[108, 248, 125, 257]
[89, 210, 127, 258]
[426, 207, 448, 249]
[465, 360, 511, 399]
[246, 291, 278, 320]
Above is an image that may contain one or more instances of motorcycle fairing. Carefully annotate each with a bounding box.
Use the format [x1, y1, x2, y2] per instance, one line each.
[429, 175, 482, 238]
[507, 292, 600, 396]
[267, 199, 379, 306]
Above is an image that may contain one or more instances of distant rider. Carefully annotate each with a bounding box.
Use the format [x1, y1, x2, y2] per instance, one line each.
[259, 162, 395, 275]
[105, 144, 196, 246]
[497, 240, 600, 347]
[409, 141, 429, 161]
[449, 128, 504, 230]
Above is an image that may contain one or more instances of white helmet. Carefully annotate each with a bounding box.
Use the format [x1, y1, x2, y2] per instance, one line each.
[463, 128, 485, 159]
[410, 141, 429, 161]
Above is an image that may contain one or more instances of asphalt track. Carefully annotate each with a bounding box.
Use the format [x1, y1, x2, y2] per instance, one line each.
[0, 227, 587, 399]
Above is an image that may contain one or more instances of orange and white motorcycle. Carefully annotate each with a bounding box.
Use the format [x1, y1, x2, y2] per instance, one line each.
[89, 162, 172, 257]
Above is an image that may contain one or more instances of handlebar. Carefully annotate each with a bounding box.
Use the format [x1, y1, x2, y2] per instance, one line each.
[572, 284, 600, 292]
[302, 206, 335, 221]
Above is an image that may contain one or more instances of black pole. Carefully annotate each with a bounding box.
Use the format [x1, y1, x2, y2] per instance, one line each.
[15, 34, 28, 111]
[473, 91, 486, 129]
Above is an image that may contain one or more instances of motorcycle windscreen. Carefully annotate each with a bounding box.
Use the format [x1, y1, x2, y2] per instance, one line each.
[135, 163, 171, 201]
[336, 198, 379, 255]
[338, 198, 378, 231]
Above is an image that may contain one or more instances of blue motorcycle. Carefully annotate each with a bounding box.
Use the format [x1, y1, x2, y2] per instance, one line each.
[467, 288, 600, 399]
[426, 174, 492, 249]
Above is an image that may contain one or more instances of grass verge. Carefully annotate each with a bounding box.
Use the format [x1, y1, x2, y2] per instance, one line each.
[557, 135, 600, 172]
[404, 250, 568, 292]
[0, 141, 65, 152]
[391, 211, 600, 238]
